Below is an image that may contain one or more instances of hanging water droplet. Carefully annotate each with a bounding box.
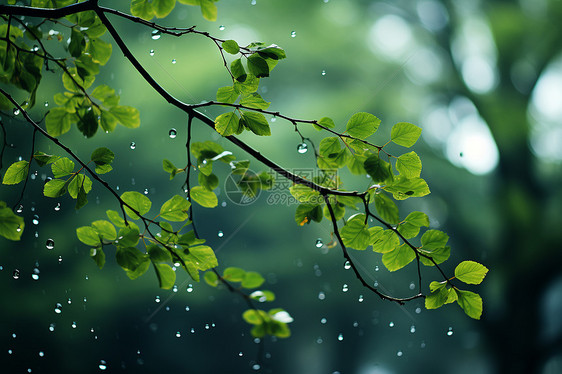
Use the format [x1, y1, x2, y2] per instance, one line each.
[32, 215, 39, 225]
[98, 360, 108, 370]
[169, 128, 177, 138]
[151, 30, 161, 40]
[71, 321, 77, 328]
[410, 325, 416, 333]
[149, 49, 155, 56]
[297, 142, 308, 154]
[217, 230, 224, 237]
[46, 239, 55, 250]
[54, 203, 61, 211]
[13, 108, 20, 115]
[321, 70, 326, 76]
[358, 294, 364, 302]
[219, 25, 225, 31]
[337, 333, 344, 341]
[130, 142, 136, 150]
[318, 291, 325, 300]
[344, 261, 351, 270]
[290, 31, 296, 38]
[315, 238, 323, 248]
[12, 269, 20, 279]
[389, 321, 395, 328]
[397, 350, 403, 357]
[155, 296, 160, 303]
[175, 331, 181, 338]
[186, 284, 193, 292]
[54, 303, 62, 314]
[342, 284, 349, 292]
[447, 327, 453, 336]
[171, 58, 177, 64]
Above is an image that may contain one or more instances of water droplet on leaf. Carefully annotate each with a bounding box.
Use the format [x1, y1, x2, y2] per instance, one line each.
[46, 239, 55, 250]
[297, 143, 308, 154]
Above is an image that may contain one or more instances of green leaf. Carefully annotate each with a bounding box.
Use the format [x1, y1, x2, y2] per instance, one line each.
[234, 73, 259, 94]
[204, 271, 219, 287]
[186, 245, 218, 270]
[454, 261, 489, 285]
[121, 191, 152, 219]
[76, 226, 100, 246]
[247, 54, 269, 78]
[391, 122, 422, 147]
[2, 161, 29, 185]
[178, 230, 205, 247]
[90, 247, 105, 269]
[241, 111, 271, 136]
[317, 137, 348, 169]
[419, 245, 451, 266]
[214, 112, 240, 136]
[396, 151, 422, 178]
[106, 210, 126, 228]
[87, 38, 112, 65]
[216, 86, 239, 103]
[91, 147, 114, 165]
[131, 0, 154, 20]
[100, 111, 118, 132]
[289, 185, 322, 204]
[398, 211, 429, 239]
[43, 179, 67, 198]
[374, 193, 399, 225]
[69, 28, 85, 58]
[68, 174, 92, 199]
[346, 112, 381, 139]
[425, 286, 448, 309]
[456, 289, 483, 320]
[313, 116, 335, 131]
[383, 176, 430, 200]
[223, 267, 246, 282]
[46, 108, 72, 137]
[421, 229, 449, 249]
[51, 157, 74, 177]
[199, 0, 217, 21]
[91, 220, 116, 241]
[382, 244, 415, 272]
[364, 154, 392, 184]
[33, 152, 60, 167]
[295, 204, 323, 226]
[242, 309, 264, 325]
[429, 280, 446, 292]
[241, 271, 265, 288]
[116, 226, 140, 247]
[0, 203, 24, 241]
[190, 186, 218, 208]
[371, 229, 399, 253]
[231, 58, 247, 82]
[116, 247, 149, 280]
[222, 40, 240, 54]
[198, 172, 219, 191]
[152, 0, 176, 17]
[91, 85, 119, 107]
[323, 201, 345, 221]
[340, 214, 370, 250]
[160, 195, 191, 221]
[250, 290, 276, 302]
[240, 93, 270, 110]
[256, 44, 286, 60]
[153, 263, 176, 289]
[62, 67, 95, 92]
[110, 106, 140, 128]
[76, 185, 88, 209]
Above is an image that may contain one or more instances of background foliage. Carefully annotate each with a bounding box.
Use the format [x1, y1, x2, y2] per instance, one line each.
[1, 0, 562, 373]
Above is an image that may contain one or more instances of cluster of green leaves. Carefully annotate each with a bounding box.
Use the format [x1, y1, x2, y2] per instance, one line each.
[0, 201, 24, 241]
[214, 43, 286, 137]
[131, 0, 220, 21]
[76, 192, 218, 288]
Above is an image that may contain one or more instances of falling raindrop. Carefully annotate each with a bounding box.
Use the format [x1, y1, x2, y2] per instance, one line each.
[39, 351, 45, 357]
[143, 188, 149, 195]
[447, 327, 453, 336]
[13, 108, 20, 115]
[251, 0, 256, 4]
[54, 303, 62, 314]
[358, 295, 364, 302]
[12, 333, 16, 338]
[169, 128, 177, 138]
[67, 298, 72, 304]
[320, 317, 327, 324]
[12, 269, 20, 279]
[49, 323, 55, 332]
[342, 284, 349, 292]
[318, 291, 325, 300]
[98, 360, 108, 370]
[410, 325, 416, 333]
[389, 321, 395, 328]
[44, 101, 49, 107]
[252, 364, 260, 371]
[46, 239, 55, 250]
[58, 255, 63, 264]
[155, 296, 160, 303]
[409, 282, 415, 290]
[397, 350, 403, 357]
[219, 25, 225, 31]
[238, 352, 243, 357]
[415, 307, 422, 314]
[353, 321, 359, 327]
[190, 328, 195, 334]
[218, 230, 224, 237]
[175, 331, 181, 338]
[171, 59, 177, 64]
[71, 321, 77, 328]
[374, 265, 379, 271]
[337, 333, 344, 341]
[172, 285, 178, 293]
[130, 142, 136, 150]
[315, 238, 323, 248]
[290, 31, 296, 38]
[16, 205, 23, 213]
[32, 215, 39, 225]
[149, 49, 155, 56]
[54, 203, 61, 211]
[151, 30, 161, 40]
[344, 261, 351, 270]
[31, 268, 40, 280]
[187, 284, 193, 292]
[321, 70, 326, 76]
[316, 337, 323, 344]
[297, 143, 308, 154]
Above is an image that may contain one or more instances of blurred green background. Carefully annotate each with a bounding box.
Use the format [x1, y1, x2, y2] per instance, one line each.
[1, 0, 562, 373]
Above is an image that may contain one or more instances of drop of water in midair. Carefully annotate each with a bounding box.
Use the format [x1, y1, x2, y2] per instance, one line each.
[46, 239, 55, 250]
[130, 142, 136, 150]
[337, 333, 344, 341]
[315, 238, 323, 248]
[143, 188, 149, 195]
[374, 265, 379, 271]
[397, 350, 403, 357]
[447, 327, 453, 336]
[31, 268, 39, 281]
[71, 321, 77, 328]
[16, 205, 23, 213]
[58, 255, 63, 264]
[410, 325, 416, 333]
[320, 317, 327, 324]
[171, 59, 177, 64]
[32, 215, 39, 225]
[344, 261, 351, 270]
[251, 0, 256, 4]
[318, 291, 325, 300]
[389, 321, 395, 328]
[12, 269, 20, 279]
[238, 352, 243, 357]
[49, 323, 55, 332]
[44, 101, 49, 107]
[252, 364, 260, 371]
[13, 108, 20, 116]
[321, 70, 326, 76]
[175, 331, 181, 338]
[98, 360, 108, 370]
[169, 128, 177, 138]
[297, 143, 308, 154]
[358, 294, 364, 302]
[151, 30, 161, 40]
[409, 282, 415, 290]
[342, 284, 349, 292]
[39, 351, 45, 357]
[415, 307, 422, 314]
[172, 285, 178, 293]
[290, 31, 296, 38]
[67, 298, 72, 304]
[54, 303, 62, 314]
[155, 296, 160, 303]
[218, 230, 224, 237]
[149, 49, 155, 56]
[54, 203, 61, 211]
[187, 284, 193, 292]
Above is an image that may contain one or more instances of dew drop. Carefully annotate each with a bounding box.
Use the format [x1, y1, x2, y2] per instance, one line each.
[344, 261, 351, 270]
[447, 327, 453, 336]
[337, 333, 344, 341]
[219, 25, 225, 31]
[169, 128, 177, 138]
[98, 360, 108, 370]
[46, 239, 55, 250]
[175, 331, 181, 338]
[297, 142, 308, 154]
[13, 108, 20, 115]
[315, 238, 323, 248]
[389, 321, 395, 328]
[12, 269, 20, 279]
[149, 49, 155, 56]
[342, 284, 349, 292]
[410, 325, 416, 333]
[171, 59, 177, 64]
[218, 230, 224, 237]
[151, 30, 161, 40]
[32, 215, 39, 225]
[290, 31, 296, 38]
[321, 70, 326, 76]
[130, 142, 136, 150]
[54, 303, 62, 314]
